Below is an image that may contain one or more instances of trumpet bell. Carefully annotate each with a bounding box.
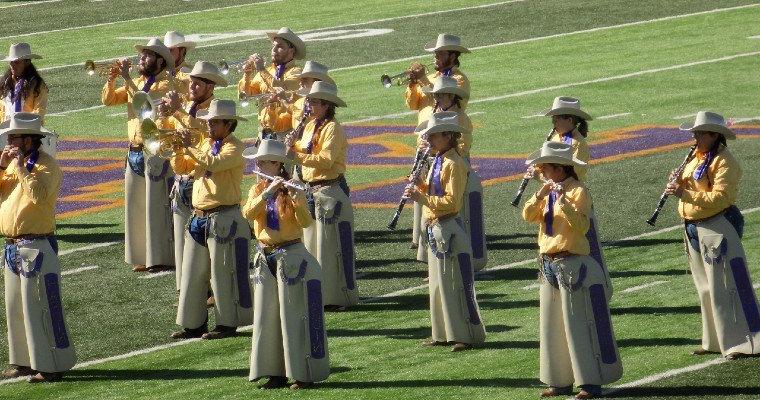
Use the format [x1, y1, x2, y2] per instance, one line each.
[380, 74, 393, 88]
[132, 91, 157, 122]
[219, 60, 230, 76]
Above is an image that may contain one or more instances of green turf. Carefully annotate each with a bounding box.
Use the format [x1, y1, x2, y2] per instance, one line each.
[2, 1, 760, 399]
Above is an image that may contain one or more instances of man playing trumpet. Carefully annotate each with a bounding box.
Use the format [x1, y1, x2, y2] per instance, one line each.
[164, 31, 196, 98]
[159, 61, 228, 295]
[405, 34, 470, 114]
[238, 27, 304, 142]
[101, 38, 176, 273]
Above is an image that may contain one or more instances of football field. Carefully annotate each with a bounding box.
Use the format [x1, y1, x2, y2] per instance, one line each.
[2, 0, 760, 398]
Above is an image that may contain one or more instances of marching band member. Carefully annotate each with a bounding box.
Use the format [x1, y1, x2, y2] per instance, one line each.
[0, 43, 47, 122]
[404, 111, 486, 352]
[0, 113, 76, 382]
[413, 76, 487, 271]
[101, 38, 176, 273]
[289, 81, 358, 311]
[522, 141, 622, 399]
[666, 111, 760, 359]
[281, 61, 334, 135]
[238, 27, 304, 142]
[169, 100, 252, 340]
[161, 61, 228, 294]
[164, 31, 196, 98]
[540, 97, 609, 293]
[243, 140, 330, 390]
[405, 34, 470, 113]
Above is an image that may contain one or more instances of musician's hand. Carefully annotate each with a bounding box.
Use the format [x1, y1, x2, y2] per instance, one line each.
[665, 181, 684, 198]
[287, 180, 305, 200]
[164, 91, 182, 113]
[0, 145, 15, 169]
[107, 62, 120, 82]
[177, 129, 192, 147]
[11, 147, 23, 169]
[524, 165, 536, 180]
[252, 53, 265, 72]
[403, 184, 423, 202]
[119, 58, 131, 81]
[408, 62, 426, 83]
[263, 177, 285, 198]
[536, 181, 554, 199]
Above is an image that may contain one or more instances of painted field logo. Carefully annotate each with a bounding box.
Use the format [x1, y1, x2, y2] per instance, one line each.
[55, 125, 760, 218]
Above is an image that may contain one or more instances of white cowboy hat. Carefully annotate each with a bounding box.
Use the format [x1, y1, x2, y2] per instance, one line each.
[188, 61, 228, 87]
[267, 27, 306, 60]
[526, 141, 587, 167]
[135, 38, 175, 72]
[0, 112, 53, 137]
[422, 75, 469, 100]
[164, 31, 196, 50]
[242, 139, 290, 163]
[425, 34, 470, 53]
[3, 43, 42, 62]
[297, 60, 334, 84]
[679, 111, 736, 140]
[415, 111, 463, 136]
[305, 81, 346, 107]
[544, 96, 593, 121]
[196, 99, 248, 121]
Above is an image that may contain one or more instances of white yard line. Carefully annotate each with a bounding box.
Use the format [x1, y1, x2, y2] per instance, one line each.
[672, 112, 698, 120]
[603, 357, 727, 395]
[0, 0, 285, 41]
[597, 112, 632, 120]
[62, 265, 99, 276]
[619, 280, 668, 294]
[0, 0, 61, 9]
[522, 283, 540, 290]
[59, 241, 121, 256]
[333, 4, 760, 73]
[47, 105, 105, 117]
[521, 113, 545, 119]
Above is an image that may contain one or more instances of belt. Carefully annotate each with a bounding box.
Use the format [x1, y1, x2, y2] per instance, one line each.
[307, 175, 343, 188]
[129, 144, 144, 152]
[684, 207, 731, 225]
[259, 238, 302, 254]
[192, 204, 238, 217]
[5, 233, 54, 245]
[427, 212, 459, 226]
[542, 251, 573, 261]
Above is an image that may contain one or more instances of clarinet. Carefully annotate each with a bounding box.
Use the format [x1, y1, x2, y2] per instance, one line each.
[511, 128, 555, 207]
[387, 148, 429, 230]
[285, 106, 311, 181]
[646, 145, 697, 226]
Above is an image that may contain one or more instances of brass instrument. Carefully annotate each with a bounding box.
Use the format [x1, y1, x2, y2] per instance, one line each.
[84, 59, 130, 77]
[132, 91, 159, 122]
[141, 119, 203, 158]
[218, 58, 250, 76]
[380, 63, 432, 88]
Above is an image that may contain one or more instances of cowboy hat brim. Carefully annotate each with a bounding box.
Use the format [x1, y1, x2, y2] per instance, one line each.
[267, 31, 306, 60]
[679, 122, 736, 140]
[196, 110, 249, 122]
[525, 150, 587, 167]
[419, 123, 464, 136]
[0, 126, 54, 138]
[422, 85, 469, 100]
[242, 146, 291, 163]
[189, 72, 228, 87]
[168, 41, 196, 50]
[3, 54, 42, 62]
[424, 44, 470, 53]
[306, 92, 346, 107]
[296, 72, 335, 85]
[544, 107, 593, 121]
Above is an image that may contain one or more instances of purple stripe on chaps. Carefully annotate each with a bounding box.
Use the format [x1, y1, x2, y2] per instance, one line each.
[729, 258, 760, 333]
[306, 279, 326, 359]
[338, 221, 356, 291]
[322, 201, 342, 225]
[457, 253, 481, 326]
[468, 191, 485, 260]
[234, 238, 252, 309]
[589, 284, 616, 364]
[47, 236, 59, 255]
[44, 273, 71, 349]
[586, 218, 604, 272]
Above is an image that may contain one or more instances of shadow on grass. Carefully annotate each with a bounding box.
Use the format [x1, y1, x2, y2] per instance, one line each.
[56, 232, 123, 244]
[604, 238, 683, 248]
[355, 294, 537, 312]
[320, 377, 542, 389]
[608, 386, 760, 397]
[611, 306, 700, 315]
[617, 337, 700, 348]
[355, 229, 413, 244]
[611, 269, 687, 278]
[57, 223, 119, 229]
[327, 324, 518, 339]
[357, 258, 417, 271]
[67, 368, 249, 381]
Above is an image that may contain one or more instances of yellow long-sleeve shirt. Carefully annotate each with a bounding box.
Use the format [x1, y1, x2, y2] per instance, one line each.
[173, 69, 191, 98]
[101, 71, 175, 146]
[0, 82, 48, 123]
[416, 148, 467, 223]
[164, 96, 214, 132]
[242, 185, 312, 246]
[405, 67, 470, 111]
[292, 119, 347, 182]
[677, 146, 741, 221]
[522, 177, 591, 255]
[237, 62, 301, 133]
[417, 106, 473, 158]
[0, 151, 61, 237]
[549, 129, 590, 181]
[170, 134, 244, 210]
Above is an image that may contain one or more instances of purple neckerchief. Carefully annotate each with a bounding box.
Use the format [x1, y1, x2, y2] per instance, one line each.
[26, 150, 39, 172]
[12, 78, 24, 112]
[266, 192, 280, 230]
[305, 119, 325, 154]
[442, 68, 453, 77]
[188, 101, 200, 118]
[303, 100, 311, 116]
[204, 139, 224, 177]
[428, 154, 444, 196]
[544, 191, 558, 236]
[274, 63, 287, 80]
[561, 129, 574, 145]
[141, 75, 156, 93]
[693, 149, 715, 181]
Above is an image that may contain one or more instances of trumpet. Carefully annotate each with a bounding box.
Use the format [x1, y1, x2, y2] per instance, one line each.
[380, 63, 431, 88]
[84, 59, 130, 77]
[132, 91, 160, 122]
[218, 58, 257, 76]
[142, 119, 203, 158]
[250, 170, 310, 192]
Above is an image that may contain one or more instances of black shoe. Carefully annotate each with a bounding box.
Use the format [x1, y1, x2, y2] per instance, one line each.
[258, 376, 288, 389]
[28, 372, 62, 383]
[171, 325, 208, 340]
[201, 325, 236, 340]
